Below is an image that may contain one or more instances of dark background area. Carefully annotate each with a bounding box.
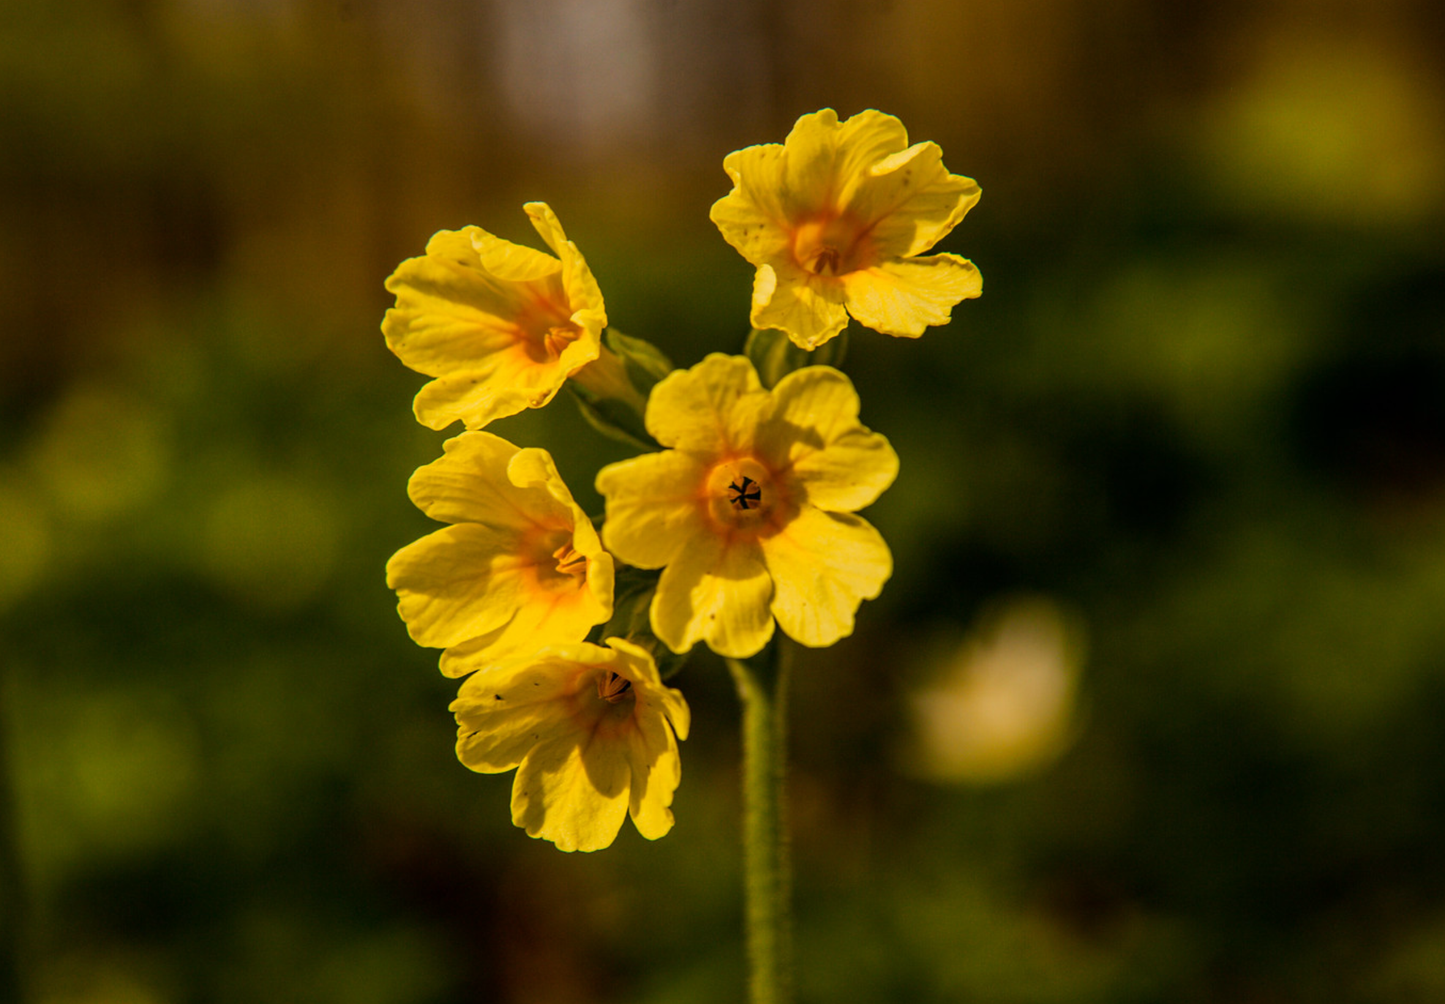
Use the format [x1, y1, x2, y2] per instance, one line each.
[3, 1, 1445, 1001]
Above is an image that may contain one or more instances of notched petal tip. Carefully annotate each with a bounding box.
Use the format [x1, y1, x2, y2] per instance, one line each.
[750, 266, 850, 351]
[843, 254, 982, 338]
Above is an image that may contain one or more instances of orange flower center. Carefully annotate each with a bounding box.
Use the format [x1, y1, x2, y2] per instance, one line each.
[552, 542, 587, 581]
[514, 288, 581, 363]
[596, 671, 634, 705]
[542, 324, 581, 359]
[791, 214, 873, 276]
[703, 456, 792, 537]
[522, 527, 587, 593]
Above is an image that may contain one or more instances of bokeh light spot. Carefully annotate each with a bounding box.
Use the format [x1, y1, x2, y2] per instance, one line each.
[200, 475, 341, 610]
[904, 596, 1085, 784]
[31, 381, 171, 523]
[0, 477, 52, 609]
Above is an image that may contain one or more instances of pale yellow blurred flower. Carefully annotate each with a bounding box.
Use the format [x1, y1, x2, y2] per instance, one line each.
[905, 597, 1084, 784]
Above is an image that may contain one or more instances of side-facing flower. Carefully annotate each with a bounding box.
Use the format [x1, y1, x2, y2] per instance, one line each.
[595, 353, 898, 659]
[710, 108, 981, 350]
[386, 431, 614, 676]
[453, 638, 691, 852]
[383, 202, 607, 430]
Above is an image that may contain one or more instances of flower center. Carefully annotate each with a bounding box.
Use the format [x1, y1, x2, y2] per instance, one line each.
[517, 322, 580, 363]
[596, 671, 633, 704]
[514, 289, 581, 363]
[542, 324, 580, 359]
[552, 542, 587, 581]
[791, 214, 870, 276]
[704, 456, 781, 532]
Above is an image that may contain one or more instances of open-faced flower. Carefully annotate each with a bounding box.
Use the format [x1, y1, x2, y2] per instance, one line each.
[383, 202, 606, 430]
[386, 431, 614, 676]
[595, 353, 897, 659]
[710, 108, 981, 350]
[453, 638, 691, 852]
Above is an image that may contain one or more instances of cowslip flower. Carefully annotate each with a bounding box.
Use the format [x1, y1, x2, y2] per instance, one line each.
[453, 638, 691, 852]
[595, 353, 897, 659]
[386, 432, 614, 677]
[382, 202, 606, 430]
[710, 108, 981, 350]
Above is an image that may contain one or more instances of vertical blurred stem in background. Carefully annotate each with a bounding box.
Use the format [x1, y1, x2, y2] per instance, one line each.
[0, 668, 25, 1002]
[727, 640, 794, 1004]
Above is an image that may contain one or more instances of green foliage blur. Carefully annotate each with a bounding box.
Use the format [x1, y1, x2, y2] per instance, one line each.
[4, 1, 1445, 1002]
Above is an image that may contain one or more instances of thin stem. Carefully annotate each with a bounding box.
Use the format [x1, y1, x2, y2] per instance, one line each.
[727, 640, 793, 1004]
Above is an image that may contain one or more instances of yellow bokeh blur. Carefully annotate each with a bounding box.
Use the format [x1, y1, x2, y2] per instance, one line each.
[905, 597, 1084, 784]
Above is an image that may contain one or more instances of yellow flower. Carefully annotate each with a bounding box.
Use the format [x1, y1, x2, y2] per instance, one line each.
[595, 354, 897, 659]
[453, 638, 691, 852]
[386, 432, 614, 676]
[383, 202, 606, 430]
[710, 108, 982, 350]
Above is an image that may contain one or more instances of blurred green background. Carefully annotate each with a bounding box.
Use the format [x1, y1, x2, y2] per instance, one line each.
[4, 1, 1445, 1001]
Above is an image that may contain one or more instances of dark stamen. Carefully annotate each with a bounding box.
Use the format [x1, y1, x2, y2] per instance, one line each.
[728, 475, 762, 510]
[597, 671, 633, 704]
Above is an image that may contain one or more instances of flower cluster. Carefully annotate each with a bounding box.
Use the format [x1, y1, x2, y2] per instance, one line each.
[383, 109, 980, 851]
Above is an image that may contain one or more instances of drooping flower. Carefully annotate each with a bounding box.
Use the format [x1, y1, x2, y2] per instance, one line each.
[595, 353, 897, 659]
[386, 432, 614, 676]
[453, 638, 691, 852]
[382, 202, 606, 430]
[710, 108, 982, 350]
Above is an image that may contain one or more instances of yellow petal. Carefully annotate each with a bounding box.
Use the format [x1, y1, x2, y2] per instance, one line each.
[507, 447, 603, 555]
[582, 549, 615, 626]
[438, 558, 612, 677]
[643, 353, 769, 454]
[382, 230, 538, 371]
[595, 451, 708, 569]
[452, 659, 581, 770]
[651, 676, 691, 742]
[751, 263, 851, 351]
[524, 202, 608, 328]
[782, 109, 910, 215]
[383, 266, 523, 372]
[512, 729, 631, 852]
[756, 367, 899, 513]
[625, 713, 681, 840]
[409, 349, 573, 431]
[845, 142, 981, 259]
[761, 506, 892, 648]
[406, 432, 540, 528]
[841, 253, 982, 338]
[651, 534, 775, 658]
[470, 228, 562, 283]
[710, 143, 794, 266]
[385, 524, 528, 648]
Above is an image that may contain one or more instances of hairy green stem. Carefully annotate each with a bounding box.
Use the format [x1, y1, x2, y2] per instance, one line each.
[727, 641, 793, 1004]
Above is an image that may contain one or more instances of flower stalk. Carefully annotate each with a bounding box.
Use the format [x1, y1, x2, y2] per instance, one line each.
[728, 640, 794, 1004]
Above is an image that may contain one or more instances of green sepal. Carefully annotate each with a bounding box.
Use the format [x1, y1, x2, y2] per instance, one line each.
[571, 385, 657, 452]
[605, 328, 674, 396]
[600, 565, 690, 681]
[743, 326, 849, 389]
[569, 328, 674, 452]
